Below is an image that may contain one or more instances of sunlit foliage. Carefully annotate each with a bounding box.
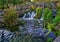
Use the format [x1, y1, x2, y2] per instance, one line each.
[30, 5, 36, 11]
[34, 7, 42, 19]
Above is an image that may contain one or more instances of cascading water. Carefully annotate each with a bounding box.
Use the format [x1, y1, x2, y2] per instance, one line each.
[0, 10, 56, 42]
[22, 11, 36, 19]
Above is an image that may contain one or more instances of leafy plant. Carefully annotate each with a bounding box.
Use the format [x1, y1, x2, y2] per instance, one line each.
[43, 8, 53, 22]
[34, 7, 42, 19]
[56, 30, 60, 36]
[43, 8, 49, 20]
[43, 8, 53, 28]
[30, 5, 36, 11]
[46, 10, 53, 22]
[3, 9, 18, 31]
[13, 0, 22, 5]
[47, 38, 53, 42]
[53, 9, 60, 25]
[0, 0, 8, 9]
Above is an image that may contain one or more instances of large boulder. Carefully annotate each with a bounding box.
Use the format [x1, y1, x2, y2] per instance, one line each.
[53, 36, 60, 42]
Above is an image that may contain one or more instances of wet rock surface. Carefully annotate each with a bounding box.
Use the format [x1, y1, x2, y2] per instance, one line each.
[53, 36, 60, 42]
[0, 29, 12, 42]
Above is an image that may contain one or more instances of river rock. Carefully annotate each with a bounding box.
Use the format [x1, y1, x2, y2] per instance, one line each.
[47, 32, 56, 40]
[0, 30, 12, 42]
[55, 23, 60, 30]
[53, 36, 60, 42]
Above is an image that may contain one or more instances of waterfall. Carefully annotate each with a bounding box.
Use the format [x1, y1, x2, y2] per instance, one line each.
[22, 11, 36, 19]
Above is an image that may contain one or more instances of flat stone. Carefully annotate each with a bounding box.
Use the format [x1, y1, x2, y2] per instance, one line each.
[53, 36, 60, 42]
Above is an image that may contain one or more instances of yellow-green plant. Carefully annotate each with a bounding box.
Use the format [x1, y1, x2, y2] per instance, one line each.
[43, 8, 53, 22]
[3, 9, 18, 31]
[30, 5, 36, 11]
[34, 7, 42, 19]
[43, 8, 49, 20]
[43, 8, 53, 28]
[45, 23, 55, 36]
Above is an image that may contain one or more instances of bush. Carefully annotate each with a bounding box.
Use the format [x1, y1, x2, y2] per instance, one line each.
[3, 9, 18, 31]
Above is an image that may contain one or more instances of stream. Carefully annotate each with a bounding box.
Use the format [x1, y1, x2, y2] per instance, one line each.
[0, 11, 56, 42]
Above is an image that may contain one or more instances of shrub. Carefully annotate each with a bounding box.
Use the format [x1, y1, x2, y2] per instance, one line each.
[3, 9, 18, 31]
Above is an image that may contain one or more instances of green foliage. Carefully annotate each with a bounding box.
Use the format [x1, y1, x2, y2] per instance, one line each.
[36, 7, 42, 14]
[46, 10, 53, 22]
[13, 0, 23, 5]
[30, 5, 36, 11]
[0, 0, 23, 9]
[56, 30, 60, 36]
[3, 9, 18, 31]
[43, 8, 53, 22]
[45, 23, 54, 36]
[53, 9, 60, 25]
[47, 23, 55, 31]
[54, 29, 60, 36]
[47, 38, 53, 42]
[43, 8, 60, 37]
[43, 8, 49, 20]
[34, 7, 42, 19]
[0, 0, 8, 9]
[43, 8, 53, 28]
